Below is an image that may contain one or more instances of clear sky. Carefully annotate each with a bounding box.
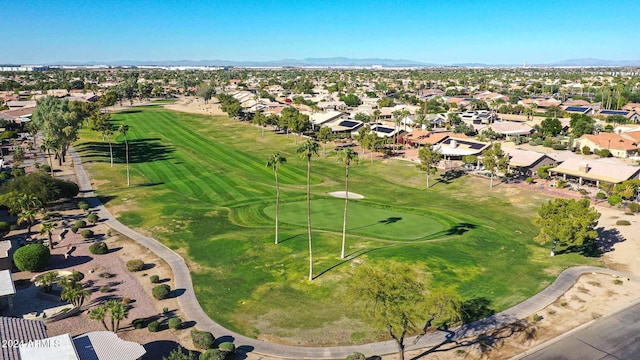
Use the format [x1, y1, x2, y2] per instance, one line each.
[2, 0, 639, 64]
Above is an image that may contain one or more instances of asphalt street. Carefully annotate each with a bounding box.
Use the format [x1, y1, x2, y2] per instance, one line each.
[518, 301, 640, 360]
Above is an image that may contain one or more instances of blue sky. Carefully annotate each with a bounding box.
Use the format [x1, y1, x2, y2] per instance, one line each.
[2, 0, 639, 64]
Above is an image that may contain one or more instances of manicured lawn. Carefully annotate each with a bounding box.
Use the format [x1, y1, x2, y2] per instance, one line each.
[76, 106, 600, 345]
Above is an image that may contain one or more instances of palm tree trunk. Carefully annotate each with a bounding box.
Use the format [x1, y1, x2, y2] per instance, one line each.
[306, 157, 313, 281]
[341, 163, 350, 259]
[101, 320, 108, 331]
[48, 232, 53, 250]
[427, 171, 430, 188]
[47, 149, 54, 177]
[275, 169, 280, 245]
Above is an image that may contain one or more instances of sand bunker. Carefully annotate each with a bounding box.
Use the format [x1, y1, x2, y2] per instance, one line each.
[328, 191, 364, 199]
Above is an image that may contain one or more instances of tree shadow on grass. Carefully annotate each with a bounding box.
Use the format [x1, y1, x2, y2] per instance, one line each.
[437, 170, 466, 185]
[347, 216, 403, 232]
[556, 227, 626, 258]
[76, 138, 175, 164]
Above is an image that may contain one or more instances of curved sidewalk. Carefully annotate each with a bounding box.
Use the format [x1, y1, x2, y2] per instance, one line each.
[70, 147, 635, 359]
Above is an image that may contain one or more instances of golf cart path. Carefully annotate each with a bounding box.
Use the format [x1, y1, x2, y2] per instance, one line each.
[70, 147, 637, 359]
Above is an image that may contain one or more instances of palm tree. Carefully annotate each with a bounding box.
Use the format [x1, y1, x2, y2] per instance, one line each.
[338, 148, 358, 259]
[104, 127, 114, 167]
[61, 280, 91, 308]
[38, 271, 58, 293]
[41, 137, 56, 177]
[106, 300, 129, 333]
[297, 140, 319, 281]
[118, 125, 130, 186]
[39, 222, 57, 249]
[18, 209, 37, 237]
[267, 153, 287, 245]
[89, 305, 109, 331]
[392, 110, 402, 146]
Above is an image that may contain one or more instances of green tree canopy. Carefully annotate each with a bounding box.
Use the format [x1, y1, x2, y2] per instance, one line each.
[533, 198, 601, 256]
[570, 114, 595, 137]
[32, 96, 84, 165]
[540, 117, 563, 136]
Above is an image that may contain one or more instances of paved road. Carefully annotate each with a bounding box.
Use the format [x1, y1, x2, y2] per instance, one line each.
[515, 300, 640, 360]
[69, 147, 637, 359]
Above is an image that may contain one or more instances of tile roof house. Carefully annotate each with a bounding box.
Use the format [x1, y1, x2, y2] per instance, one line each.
[503, 147, 557, 177]
[488, 122, 535, 137]
[548, 156, 640, 185]
[574, 133, 639, 158]
[0, 316, 48, 360]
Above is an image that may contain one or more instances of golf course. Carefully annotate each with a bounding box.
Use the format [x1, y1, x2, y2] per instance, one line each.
[76, 105, 598, 345]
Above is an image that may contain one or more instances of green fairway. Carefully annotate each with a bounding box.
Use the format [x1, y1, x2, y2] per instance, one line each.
[76, 106, 600, 345]
[265, 198, 450, 240]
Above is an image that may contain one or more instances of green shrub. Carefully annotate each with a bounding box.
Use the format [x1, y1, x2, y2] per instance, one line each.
[78, 201, 89, 212]
[525, 177, 534, 184]
[147, 320, 160, 332]
[596, 192, 607, 199]
[71, 225, 79, 234]
[126, 259, 144, 272]
[74, 220, 87, 228]
[132, 318, 146, 329]
[87, 213, 99, 224]
[81, 229, 94, 239]
[608, 195, 623, 206]
[614, 279, 624, 285]
[152, 284, 171, 300]
[13, 244, 50, 272]
[533, 314, 543, 322]
[165, 347, 195, 360]
[616, 220, 631, 226]
[599, 149, 611, 158]
[40, 164, 51, 173]
[168, 317, 182, 330]
[191, 330, 215, 350]
[582, 146, 591, 155]
[70, 271, 84, 281]
[99, 285, 111, 293]
[218, 342, 235, 353]
[346, 352, 367, 360]
[199, 349, 226, 360]
[579, 189, 589, 195]
[150, 275, 160, 283]
[0, 221, 10, 239]
[99, 272, 113, 278]
[629, 203, 640, 213]
[89, 241, 109, 255]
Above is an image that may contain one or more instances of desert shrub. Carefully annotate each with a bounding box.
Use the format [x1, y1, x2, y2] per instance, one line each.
[599, 149, 611, 158]
[150, 275, 160, 283]
[168, 317, 182, 330]
[40, 164, 51, 173]
[191, 330, 215, 350]
[199, 349, 226, 360]
[87, 213, 99, 224]
[148, 320, 160, 332]
[132, 318, 146, 329]
[525, 177, 534, 184]
[582, 146, 591, 155]
[126, 259, 144, 272]
[556, 179, 567, 189]
[218, 342, 235, 353]
[89, 241, 108, 255]
[13, 244, 50, 272]
[99, 286, 111, 293]
[99, 272, 113, 278]
[78, 200, 89, 212]
[629, 203, 640, 213]
[74, 220, 87, 228]
[616, 220, 631, 226]
[608, 195, 623, 206]
[346, 352, 367, 360]
[596, 192, 607, 199]
[533, 314, 543, 322]
[614, 279, 624, 285]
[122, 297, 132, 305]
[152, 284, 171, 300]
[81, 229, 94, 239]
[579, 189, 589, 195]
[165, 347, 195, 360]
[162, 307, 169, 314]
[71, 225, 79, 233]
[70, 271, 84, 281]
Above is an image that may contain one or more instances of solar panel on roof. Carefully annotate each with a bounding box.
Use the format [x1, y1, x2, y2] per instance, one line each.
[601, 110, 628, 115]
[565, 106, 589, 112]
[338, 120, 359, 128]
[377, 127, 394, 134]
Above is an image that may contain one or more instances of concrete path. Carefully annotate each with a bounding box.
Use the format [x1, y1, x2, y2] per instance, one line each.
[69, 147, 636, 359]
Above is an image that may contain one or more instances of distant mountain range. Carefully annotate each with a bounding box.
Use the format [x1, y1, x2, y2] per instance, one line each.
[52, 57, 640, 67]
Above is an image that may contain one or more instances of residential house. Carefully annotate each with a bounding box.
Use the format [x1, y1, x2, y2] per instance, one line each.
[574, 133, 639, 158]
[325, 119, 364, 135]
[0, 316, 47, 360]
[563, 106, 594, 115]
[598, 109, 640, 123]
[488, 122, 535, 138]
[503, 147, 557, 177]
[433, 137, 490, 160]
[309, 111, 347, 128]
[403, 130, 462, 147]
[548, 156, 640, 186]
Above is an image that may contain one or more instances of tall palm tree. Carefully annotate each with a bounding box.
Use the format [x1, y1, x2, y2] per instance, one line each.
[338, 148, 358, 259]
[104, 127, 114, 167]
[106, 300, 129, 333]
[266, 153, 287, 245]
[89, 305, 109, 331]
[18, 209, 37, 237]
[297, 140, 319, 281]
[41, 137, 56, 177]
[39, 222, 57, 249]
[61, 280, 91, 308]
[118, 125, 130, 186]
